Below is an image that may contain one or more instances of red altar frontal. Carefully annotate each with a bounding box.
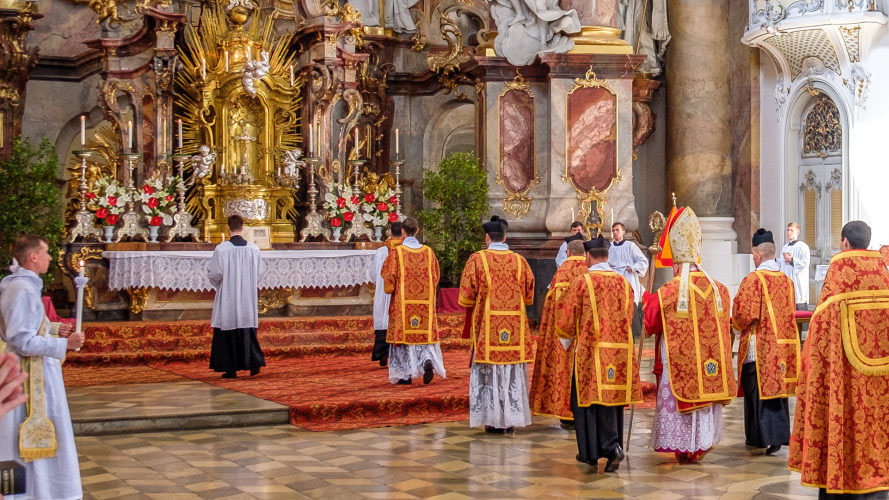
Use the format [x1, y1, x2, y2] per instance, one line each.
[61, 241, 384, 321]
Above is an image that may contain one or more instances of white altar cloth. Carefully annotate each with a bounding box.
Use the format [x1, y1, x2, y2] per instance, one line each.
[104, 250, 377, 292]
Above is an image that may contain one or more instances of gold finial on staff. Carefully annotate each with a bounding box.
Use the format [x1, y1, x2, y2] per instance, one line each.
[671, 192, 677, 206]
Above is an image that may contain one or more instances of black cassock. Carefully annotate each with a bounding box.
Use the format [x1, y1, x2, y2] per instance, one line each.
[372, 329, 389, 362]
[571, 376, 623, 464]
[210, 326, 266, 373]
[741, 362, 790, 448]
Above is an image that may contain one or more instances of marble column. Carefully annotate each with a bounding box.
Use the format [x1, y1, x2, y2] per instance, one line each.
[666, 0, 749, 291]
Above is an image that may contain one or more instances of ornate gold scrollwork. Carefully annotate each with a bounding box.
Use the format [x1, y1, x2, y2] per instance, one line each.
[426, 16, 473, 97]
[258, 288, 294, 314]
[126, 287, 150, 315]
[496, 71, 539, 219]
[564, 68, 622, 237]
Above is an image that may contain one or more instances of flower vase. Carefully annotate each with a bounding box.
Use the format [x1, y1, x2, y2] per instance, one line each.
[374, 226, 382, 242]
[148, 225, 159, 243]
[103, 225, 115, 243]
[332, 226, 342, 242]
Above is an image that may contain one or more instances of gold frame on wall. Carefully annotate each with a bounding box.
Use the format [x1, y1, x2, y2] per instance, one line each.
[496, 70, 539, 219]
[564, 67, 621, 237]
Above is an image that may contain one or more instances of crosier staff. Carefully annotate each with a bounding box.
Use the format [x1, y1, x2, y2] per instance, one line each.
[625, 210, 666, 452]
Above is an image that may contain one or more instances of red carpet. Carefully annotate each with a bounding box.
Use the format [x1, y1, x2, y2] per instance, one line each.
[63, 364, 185, 387]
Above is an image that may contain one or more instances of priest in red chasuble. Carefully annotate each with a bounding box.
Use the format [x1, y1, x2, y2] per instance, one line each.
[642, 207, 735, 464]
[789, 221, 889, 498]
[555, 236, 642, 472]
[458, 216, 535, 433]
[732, 228, 799, 456]
[529, 239, 589, 426]
[381, 217, 446, 385]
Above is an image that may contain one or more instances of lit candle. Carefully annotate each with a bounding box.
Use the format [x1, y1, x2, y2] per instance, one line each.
[570, 208, 575, 222]
[224, 50, 229, 72]
[247, 44, 252, 60]
[127, 120, 133, 151]
[290, 65, 294, 86]
[80, 115, 86, 146]
[354, 127, 359, 156]
[201, 57, 206, 80]
[308, 123, 314, 155]
[75, 260, 85, 337]
[610, 209, 614, 228]
[395, 128, 399, 156]
[177, 119, 183, 149]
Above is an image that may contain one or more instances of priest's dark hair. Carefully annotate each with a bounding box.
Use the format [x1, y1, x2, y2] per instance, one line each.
[227, 215, 244, 231]
[841, 220, 871, 249]
[611, 222, 626, 230]
[389, 221, 403, 237]
[13, 233, 47, 264]
[571, 221, 583, 229]
[402, 217, 419, 236]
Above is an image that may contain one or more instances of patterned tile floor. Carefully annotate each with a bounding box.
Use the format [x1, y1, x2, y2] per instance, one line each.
[75, 399, 813, 499]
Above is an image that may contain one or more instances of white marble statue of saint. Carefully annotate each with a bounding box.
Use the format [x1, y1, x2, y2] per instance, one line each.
[242, 50, 270, 98]
[618, 0, 669, 76]
[350, 0, 419, 33]
[490, 0, 582, 66]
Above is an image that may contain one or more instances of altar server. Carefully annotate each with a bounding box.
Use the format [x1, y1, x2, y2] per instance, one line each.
[732, 228, 799, 455]
[529, 239, 589, 426]
[0, 234, 84, 500]
[371, 222, 404, 367]
[555, 221, 585, 267]
[556, 236, 642, 472]
[790, 221, 889, 498]
[381, 217, 445, 385]
[779, 222, 810, 309]
[642, 207, 735, 464]
[608, 222, 648, 338]
[208, 215, 266, 378]
[459, 216, 535, 433]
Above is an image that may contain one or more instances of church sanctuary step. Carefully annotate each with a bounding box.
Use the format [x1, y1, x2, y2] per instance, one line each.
[68, 381, 291, 436]
[67, 314, 472, 365]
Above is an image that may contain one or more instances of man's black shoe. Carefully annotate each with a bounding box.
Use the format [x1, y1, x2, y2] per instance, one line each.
[221, 372, 237, 379]
[423, 360, 434, 384]
[396, 378, 412, 385]
[604, 445, 625, 472]
[766, 444, 782, 455]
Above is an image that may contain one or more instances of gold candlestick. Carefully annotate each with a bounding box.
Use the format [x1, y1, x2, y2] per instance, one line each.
[116, 153, 149, 242]
[166, 153, 200, 242]
[344, 159, 372, 242]
[300, 156, 331, 242]
[68, 150, 103, 242]
[391, 158, 404, 220]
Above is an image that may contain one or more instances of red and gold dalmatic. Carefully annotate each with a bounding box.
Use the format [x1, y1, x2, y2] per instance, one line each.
[458, 249, 535, 364]
[656, 272, 735, 412]
[381, 245, 440, 345]
[789, 250, 889, 494]
[555, 270, 642, 407]
[529, 256, 590, 418]
[732, 269, 800, 399]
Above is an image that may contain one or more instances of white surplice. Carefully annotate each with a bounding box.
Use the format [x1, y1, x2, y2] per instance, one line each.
[778, 239, 810, 305]
[0, 268, 81, 500]
[607, 239, 649, 303]
[555, 241, 568, 268]
[209, 238, 263, 330]
[372, 244, 392, 331]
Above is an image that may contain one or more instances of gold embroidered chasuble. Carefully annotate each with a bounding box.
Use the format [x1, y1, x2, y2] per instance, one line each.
[458, 249, 535, 364]
[731, 269, 800, 399]
[657, 272, 736, 411]
[529, 256, 589, 418]
[789, 250, 889, 494]
[381, 244, 440, 345]
[554, 270, 642, 407]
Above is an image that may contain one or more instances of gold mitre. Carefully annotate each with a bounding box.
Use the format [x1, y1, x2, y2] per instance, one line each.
[667, 207, 702, 264]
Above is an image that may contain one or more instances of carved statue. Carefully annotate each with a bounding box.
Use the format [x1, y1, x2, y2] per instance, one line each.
[490, 0, 581, 66]
[190, 145, 216, 181]
[350, 0, 420, 32]
[281, 148, 304, 178]
[229, 106, 259, 175]
[358, 171, 396, 195]
[618, 0, 670, 76]
[242, 50, 270, 98]
[226, 0, 257, 12]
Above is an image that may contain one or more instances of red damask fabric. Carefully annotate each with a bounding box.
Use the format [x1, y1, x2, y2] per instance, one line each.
[529, 257, 589, 418]
[381, 245, 440, 344]
[732, 270, 800, 399]
[555, 270, 642, 408]
[457, 249, 535, 364]
[652, 273, 735, 411]
[789, 250, 889, 494]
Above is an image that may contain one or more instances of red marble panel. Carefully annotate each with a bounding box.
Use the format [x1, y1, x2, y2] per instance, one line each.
[567, 86, 617, 192]
[499, 89, 535, 193]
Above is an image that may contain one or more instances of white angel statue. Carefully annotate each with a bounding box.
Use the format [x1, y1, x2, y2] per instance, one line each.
[242, 50, 270, 97]
[226, 0, 257, 12]
[190, 145, 216, 181]
[281, 148, 305, 178]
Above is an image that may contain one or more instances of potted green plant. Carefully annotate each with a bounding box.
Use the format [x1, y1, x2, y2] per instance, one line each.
[417, 152, 488, 310]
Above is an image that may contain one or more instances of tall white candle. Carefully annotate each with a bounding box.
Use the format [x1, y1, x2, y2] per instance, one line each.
[127, 120, 133, 150]
[354, 128, 359, 156]
[162, 117, 167, 154]
[570, 208, 575, 222]
[610, 209, 614, 228]
[308, 123, 314, 155]
[224, 50, 229, 72]
[80, 115, 86, 146]
[247, 45, 252, 60]
[395, 128, 399, 156]
[177, 119, 183, 149]
[75, 260, 85, 335]
[201, 57, 206, 80]
[290, 65, 294, 86]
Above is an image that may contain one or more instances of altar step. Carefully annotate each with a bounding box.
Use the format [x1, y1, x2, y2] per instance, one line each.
[68, 314, 468, 365]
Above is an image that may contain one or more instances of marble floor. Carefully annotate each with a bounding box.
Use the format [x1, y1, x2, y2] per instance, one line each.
[75, 398, 813, 499]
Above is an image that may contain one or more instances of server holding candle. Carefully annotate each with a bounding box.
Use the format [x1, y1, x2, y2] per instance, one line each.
[0, 234, 84, 499]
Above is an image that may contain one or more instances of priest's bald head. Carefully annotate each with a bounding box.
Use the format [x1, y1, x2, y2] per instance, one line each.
[841, 221, 871, 250]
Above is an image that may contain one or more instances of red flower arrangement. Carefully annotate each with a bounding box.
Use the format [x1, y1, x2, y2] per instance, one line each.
[330, 217, 342, 227]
